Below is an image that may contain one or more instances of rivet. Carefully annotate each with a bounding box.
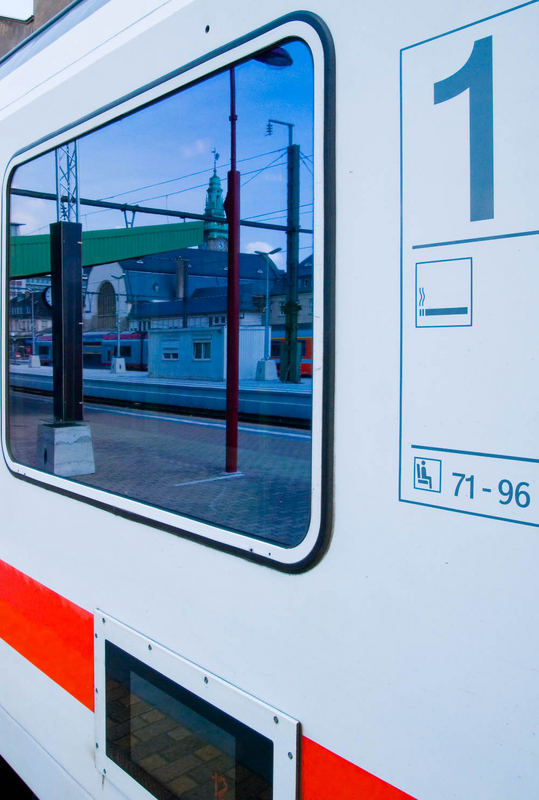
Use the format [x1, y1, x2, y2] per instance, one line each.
[95, 742, 99, 749]
[204, 676, 209, 684]
[148, 644, 152, 651]
[273, 716, 279, 724]
[288, 752, 293, 760]
[205, 24, 210, 33]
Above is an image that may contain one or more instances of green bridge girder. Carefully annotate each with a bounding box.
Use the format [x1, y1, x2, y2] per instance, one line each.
[9, 221, 204, 278]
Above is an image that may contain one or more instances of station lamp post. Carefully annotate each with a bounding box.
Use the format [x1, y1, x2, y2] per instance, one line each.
[266, 118, 301, 383]
[30, 288, 36, 357]
[255, 247, 282, 361]
[111, 273, 123, 362]
[224, 47, 292, 473]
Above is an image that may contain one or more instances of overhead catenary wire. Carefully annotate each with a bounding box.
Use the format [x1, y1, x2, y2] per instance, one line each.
[11, 188, 314, 235]
[240, 151, 287, 188]
[97, 148, 286, 202]
[299, 152, 313, 176]
[62, 156, 300, 224]
[14, 147, 315, 234]
[243, 202, 313, 222]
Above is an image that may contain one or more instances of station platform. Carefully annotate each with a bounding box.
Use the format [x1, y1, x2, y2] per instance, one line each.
[9, 364, 313, 423]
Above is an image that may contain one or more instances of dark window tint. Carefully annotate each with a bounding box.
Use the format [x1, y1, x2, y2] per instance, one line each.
[106, 642, 273, 800]
[193, 341, 211, 360]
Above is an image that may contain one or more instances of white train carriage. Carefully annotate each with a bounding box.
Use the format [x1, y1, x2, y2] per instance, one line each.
[1, 1, 539, 798]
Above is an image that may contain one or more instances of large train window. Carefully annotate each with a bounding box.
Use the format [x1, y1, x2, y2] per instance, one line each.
[3, 19, 333, 567]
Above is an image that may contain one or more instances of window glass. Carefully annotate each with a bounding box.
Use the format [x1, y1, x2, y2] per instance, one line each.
[193, 341, 211, 361]
[7, 38, 315, 548]
[106, 642, 273, 800]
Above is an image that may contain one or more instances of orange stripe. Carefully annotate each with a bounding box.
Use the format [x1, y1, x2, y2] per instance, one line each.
[0, 559, 94, 711]
[0, 561, 416, 795]
[302, 737, 417, 800]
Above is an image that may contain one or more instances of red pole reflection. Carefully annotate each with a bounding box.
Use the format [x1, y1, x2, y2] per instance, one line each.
[224, 66, 240, 473]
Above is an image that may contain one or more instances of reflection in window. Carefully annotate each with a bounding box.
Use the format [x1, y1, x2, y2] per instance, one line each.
[97, 281, 116, 328]
[163, 345, 180, 361]
[193, 341, 211, 361]
[106, 642, 273, 800]
[7, 39, 315, 548]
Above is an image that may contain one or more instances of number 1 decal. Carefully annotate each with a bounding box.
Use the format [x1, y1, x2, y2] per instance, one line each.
[434, 36, 493, 222]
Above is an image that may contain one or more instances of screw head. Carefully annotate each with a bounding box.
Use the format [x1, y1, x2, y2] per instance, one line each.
[204, 676, 209, 684]
[273, 716, 279, 724]
[288, 752, 293, 760]
[148, 644, 152, 651]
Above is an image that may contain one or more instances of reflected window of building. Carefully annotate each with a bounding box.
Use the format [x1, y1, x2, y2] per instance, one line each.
[97, 281, 116, 329]
[193, 341, 211, 361]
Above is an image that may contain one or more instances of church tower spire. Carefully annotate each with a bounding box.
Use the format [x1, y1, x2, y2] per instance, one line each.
[202, 149, 228, 251]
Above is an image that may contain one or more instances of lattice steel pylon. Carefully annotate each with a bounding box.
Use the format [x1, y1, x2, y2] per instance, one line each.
[55, 141, 80, 223]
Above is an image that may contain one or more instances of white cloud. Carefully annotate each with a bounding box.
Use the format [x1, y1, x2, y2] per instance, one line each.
[180, 138, 212, 160]
[11, 197, 51, 235]
[245, 241, 285, 270]
[0, 1, 33, 20]
[260, 172, 284, 184]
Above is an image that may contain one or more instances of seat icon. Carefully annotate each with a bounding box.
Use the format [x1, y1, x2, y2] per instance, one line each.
[413, 457, 441, 493]
[416, 460, 432, 488]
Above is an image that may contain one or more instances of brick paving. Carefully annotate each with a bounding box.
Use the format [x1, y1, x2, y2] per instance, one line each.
[106, 677, 272, 800]
[8, 391, 311, 546]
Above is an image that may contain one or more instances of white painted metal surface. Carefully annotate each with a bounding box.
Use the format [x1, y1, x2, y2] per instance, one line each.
[94, 612, 299, 800]
[0, 2, 538, 799]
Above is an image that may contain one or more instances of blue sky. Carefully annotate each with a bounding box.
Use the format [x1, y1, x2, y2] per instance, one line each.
[11, 39, 314, 271]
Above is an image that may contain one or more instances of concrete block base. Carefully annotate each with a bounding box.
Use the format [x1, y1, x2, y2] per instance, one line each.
[111, 357, 126, 374]
[37, 422, 95, 477]
[256, 358, 278, 381]
[29, 355, 41, 368]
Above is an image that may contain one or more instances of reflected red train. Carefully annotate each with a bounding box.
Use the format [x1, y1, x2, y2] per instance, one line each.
[270, 335, 313, 377]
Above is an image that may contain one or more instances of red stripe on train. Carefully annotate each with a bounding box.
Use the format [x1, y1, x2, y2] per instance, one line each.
[0, 559, 94, 711]
[0, 560, 417, 795]
[302, 737, 416, 799]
